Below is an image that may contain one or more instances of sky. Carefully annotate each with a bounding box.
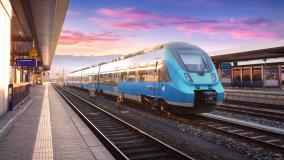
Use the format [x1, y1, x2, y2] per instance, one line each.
[56, 0, 284, 56]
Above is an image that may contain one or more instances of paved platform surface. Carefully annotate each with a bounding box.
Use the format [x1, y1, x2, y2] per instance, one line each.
[224, 87, 284, 106]
[225, 88, 284, 95]
[0, 84, 114, 160]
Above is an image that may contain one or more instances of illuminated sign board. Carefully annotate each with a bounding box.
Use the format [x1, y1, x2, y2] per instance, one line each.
[220, 63, 231, 69]
[16, 59, 37, 67]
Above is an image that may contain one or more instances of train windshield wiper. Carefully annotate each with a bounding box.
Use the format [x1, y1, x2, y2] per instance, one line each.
[202, 56, 209, 72]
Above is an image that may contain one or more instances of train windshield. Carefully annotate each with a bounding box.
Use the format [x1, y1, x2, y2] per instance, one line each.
[175, 48, 212, 73]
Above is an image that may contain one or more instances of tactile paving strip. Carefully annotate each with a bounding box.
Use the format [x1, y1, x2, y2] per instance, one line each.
[32, 86, 54, 160]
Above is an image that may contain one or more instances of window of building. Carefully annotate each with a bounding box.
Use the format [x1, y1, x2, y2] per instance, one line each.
[220, 69, 231, 84]
[233, 68, 241, 82]
[265, 66, 279, 86]
[252, 67, 262, 81]
[242, 67, 251, 82]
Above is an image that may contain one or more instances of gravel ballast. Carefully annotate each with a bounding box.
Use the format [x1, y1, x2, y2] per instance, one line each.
[65, 87, 283, 160]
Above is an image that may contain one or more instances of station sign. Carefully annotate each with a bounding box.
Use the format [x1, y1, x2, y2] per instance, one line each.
[16, 59, 37, 67]
[220, 63, 231, 69]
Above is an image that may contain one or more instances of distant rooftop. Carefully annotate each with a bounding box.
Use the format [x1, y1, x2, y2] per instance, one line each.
[211, 40, 284, 62]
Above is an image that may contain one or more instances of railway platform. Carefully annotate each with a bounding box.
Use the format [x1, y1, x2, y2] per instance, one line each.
[0, 83, 114, 160]
[224, 88, 284, 106]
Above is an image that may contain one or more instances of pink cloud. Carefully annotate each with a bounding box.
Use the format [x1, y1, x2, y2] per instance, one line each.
[90, 7, 284, 40]
[92, 8, 163, 30]
[59, 30, 122, 45]
[56, 30, 146, 56]
[110, 21, 152, 30]
[229, 29, 277, 40]
[97, 8, 161, 19]
[177, 24, 278, 40]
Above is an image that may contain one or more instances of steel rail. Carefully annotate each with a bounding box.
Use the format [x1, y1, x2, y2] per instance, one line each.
[215, 104, 284, 122]
[189, 114, 284, 152]
[53, 84, 195, 160]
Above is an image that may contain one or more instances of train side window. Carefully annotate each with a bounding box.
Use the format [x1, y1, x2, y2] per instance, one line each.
[146, 69, 156, 82]
[104, 74, 108, 84]
[158, 64, 170, 82]
[108, 73, 113, 85]
[99, 74, 105, 84]
[87, 76, 92, 83]
[120, 72, 127, 82]
[81, 74, 84, 82]
[93, 75, 98, 83]
[83, 74, 88, 82]
[113, 73, 118, 85]
[99, 74, 102, 84]
[138, 70, 147, 82]
[128, 71, 136, 82]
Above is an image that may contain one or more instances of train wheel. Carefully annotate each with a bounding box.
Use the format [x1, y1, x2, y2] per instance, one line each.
[142, 96, 151, 109]
[159, 101, 165, 111]
[161, 101, 173, 114]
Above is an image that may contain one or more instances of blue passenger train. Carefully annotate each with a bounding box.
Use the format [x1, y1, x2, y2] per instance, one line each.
[67, 42, 224, 114]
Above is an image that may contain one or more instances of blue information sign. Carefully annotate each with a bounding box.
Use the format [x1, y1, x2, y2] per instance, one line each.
[220, 63, 231, 69]
[16, 59, 37, 67]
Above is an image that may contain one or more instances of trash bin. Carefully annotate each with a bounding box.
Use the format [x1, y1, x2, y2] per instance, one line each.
[8, 84, 13, 111]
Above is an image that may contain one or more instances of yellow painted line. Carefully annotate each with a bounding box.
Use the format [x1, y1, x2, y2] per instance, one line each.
[32, 85, 53, 160]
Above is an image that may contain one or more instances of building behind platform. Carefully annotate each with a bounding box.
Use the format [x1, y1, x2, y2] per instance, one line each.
[211, 40, 284, 90]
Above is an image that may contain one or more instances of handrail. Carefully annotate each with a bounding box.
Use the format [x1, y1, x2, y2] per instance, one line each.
[12, 82, 31, 88]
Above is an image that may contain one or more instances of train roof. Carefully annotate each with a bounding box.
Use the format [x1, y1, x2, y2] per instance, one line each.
[69, 41, 197, 74]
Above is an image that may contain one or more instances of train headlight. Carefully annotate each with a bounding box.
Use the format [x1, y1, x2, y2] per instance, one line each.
[211, 73, 216, 83]
[184, 73, 193, 83]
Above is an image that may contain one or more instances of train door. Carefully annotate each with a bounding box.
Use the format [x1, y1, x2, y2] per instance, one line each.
[153, 61, 161, 98]
[97, 66, 101, 90]
[113, 72, 118, 96]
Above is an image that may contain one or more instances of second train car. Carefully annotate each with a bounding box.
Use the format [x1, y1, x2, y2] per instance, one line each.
[67, 42, 224, 114]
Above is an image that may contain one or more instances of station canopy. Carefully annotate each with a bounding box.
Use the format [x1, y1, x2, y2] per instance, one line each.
[11, 0, 69, 70]
[210, 40, 284, 62]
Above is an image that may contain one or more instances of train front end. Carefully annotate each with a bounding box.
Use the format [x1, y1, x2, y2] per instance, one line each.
[164, 43, 224, 114]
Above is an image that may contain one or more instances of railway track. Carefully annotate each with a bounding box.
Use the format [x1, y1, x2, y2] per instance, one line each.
[59, 86, 284, 157]
[186, 114, 284, 152]
[53, 84, 194, 160]
[215, 104, 284, 122]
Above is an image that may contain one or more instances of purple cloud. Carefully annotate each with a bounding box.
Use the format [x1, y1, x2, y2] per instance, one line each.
[89, 7, 284, 40]
[59, 30, 122, 45]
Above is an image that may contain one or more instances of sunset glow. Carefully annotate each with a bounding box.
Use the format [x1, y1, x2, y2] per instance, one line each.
[56, 0, 284, 56]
